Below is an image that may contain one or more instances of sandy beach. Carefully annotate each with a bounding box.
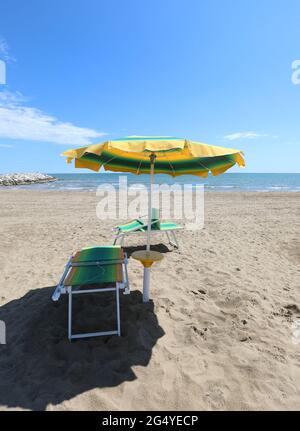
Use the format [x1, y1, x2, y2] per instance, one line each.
[0, 189, 299, 411]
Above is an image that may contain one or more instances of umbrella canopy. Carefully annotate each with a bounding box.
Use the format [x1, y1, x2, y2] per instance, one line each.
[63, 136, 245, 177]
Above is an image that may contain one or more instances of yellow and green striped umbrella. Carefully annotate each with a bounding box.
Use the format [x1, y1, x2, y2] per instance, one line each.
[63, 136, 245, 177]
[62, 136, 245, 302]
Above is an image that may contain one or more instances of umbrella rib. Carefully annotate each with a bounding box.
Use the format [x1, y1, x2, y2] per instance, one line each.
[167, 158, 176, 176]
[136, 160, 143, 175]
[101, 154, 119, 167]
[101, 152, 145, 173]
[164, 152, 209, 175]
[169, 162, 176, 176]
[156, 152, 176, 176]
[195, 159, 210, 172]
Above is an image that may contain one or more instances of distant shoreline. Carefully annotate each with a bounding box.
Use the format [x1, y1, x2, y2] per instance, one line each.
[0, 173, 57, 186]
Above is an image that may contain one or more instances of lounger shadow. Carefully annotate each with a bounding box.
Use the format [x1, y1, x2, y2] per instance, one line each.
[0, 287, 164, 411]
[123, 243, 172, 258]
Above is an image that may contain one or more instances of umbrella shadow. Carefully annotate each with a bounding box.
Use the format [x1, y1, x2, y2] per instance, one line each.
[0, 286, 164, 410]
[124, 243, 172, 258]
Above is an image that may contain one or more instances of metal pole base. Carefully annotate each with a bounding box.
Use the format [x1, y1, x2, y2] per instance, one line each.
[143, 267, 151, 303]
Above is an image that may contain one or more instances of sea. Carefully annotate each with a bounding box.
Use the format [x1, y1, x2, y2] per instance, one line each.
[6, 173, 300, 192]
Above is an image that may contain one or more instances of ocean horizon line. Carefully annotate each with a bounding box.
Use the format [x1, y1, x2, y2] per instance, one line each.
[1, 172, 299, 192]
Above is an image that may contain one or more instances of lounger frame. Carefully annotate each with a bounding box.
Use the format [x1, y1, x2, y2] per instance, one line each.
[52, 253, 130, 341]
[113, 218, 182, 249]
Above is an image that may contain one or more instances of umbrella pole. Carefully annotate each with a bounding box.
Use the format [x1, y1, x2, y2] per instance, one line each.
[146, 154, 155, 252]
[143, 154, 155, 303]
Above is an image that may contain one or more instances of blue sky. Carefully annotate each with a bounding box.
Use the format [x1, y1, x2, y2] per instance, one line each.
[0, 0, 300, 173]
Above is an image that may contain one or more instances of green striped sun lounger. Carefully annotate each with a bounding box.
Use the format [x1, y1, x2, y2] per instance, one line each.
[52, 246, 130, 341]
[113, 208, 183, 249]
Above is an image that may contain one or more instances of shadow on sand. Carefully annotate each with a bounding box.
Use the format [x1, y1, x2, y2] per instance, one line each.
[123, 243, 172, 257]
[0, 284, 165, 410]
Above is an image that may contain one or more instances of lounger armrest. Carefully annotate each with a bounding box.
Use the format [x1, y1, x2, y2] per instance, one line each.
[113, 219, 140, 228]
[114, 220, 148, 233]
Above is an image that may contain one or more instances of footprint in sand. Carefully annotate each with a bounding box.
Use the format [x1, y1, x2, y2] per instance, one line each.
[291, 319, 300, 345]
[285, 304, 300, 315]
[191, 289, 206, 296]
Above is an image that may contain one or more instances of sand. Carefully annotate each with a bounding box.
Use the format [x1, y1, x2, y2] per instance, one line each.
[0, 189, 299, 411]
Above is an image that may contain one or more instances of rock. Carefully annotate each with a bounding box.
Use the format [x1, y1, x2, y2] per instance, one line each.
[0, 172, 57, 186]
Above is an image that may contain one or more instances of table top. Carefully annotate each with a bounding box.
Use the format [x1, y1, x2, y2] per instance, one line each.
[131, 250, 164, 267]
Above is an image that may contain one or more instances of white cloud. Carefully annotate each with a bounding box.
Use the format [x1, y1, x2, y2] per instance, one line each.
[0, 90, 105, 146]
[0, 37, 14, 62]
[0, 90, 24, 104]
[0, 143, 14, 148]
[224, 131, 268, 141]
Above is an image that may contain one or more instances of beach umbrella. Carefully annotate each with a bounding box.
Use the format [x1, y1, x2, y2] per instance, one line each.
[62, 136, 245, 301]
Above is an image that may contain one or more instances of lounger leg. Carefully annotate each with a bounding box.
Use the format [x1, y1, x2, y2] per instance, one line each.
[52, 257, 72, 301]
[165, 231, 171, 246]
[123, 263, 130, 294]
[173, 231, 179, 248]
[172, 232, 179, 248]
[170, 231, 179, 248]
[68, 287, 72, 341]
[113, 232, 121, 245]
[116, 283, 121, 336]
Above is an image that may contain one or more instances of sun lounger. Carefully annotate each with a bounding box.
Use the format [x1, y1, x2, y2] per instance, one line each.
[113, 208, 183, 248]
[52, 246, 130, 341]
